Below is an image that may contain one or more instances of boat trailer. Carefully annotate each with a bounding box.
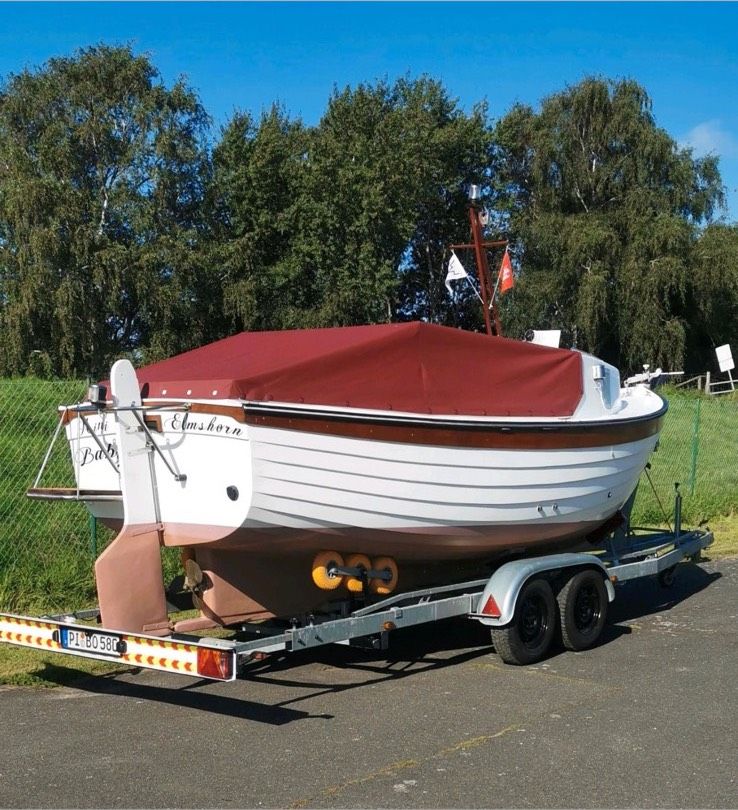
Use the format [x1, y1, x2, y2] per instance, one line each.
[0, 488, 713, 678]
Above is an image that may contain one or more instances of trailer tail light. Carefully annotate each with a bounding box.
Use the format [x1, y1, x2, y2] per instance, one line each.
[480, 595, 501, 617]
[197, 647, 234, 681]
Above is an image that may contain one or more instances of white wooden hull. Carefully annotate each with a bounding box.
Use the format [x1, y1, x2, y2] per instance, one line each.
[66, 407, 660, 560]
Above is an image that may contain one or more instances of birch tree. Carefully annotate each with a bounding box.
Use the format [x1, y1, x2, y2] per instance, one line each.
[0, 45, 211, 376]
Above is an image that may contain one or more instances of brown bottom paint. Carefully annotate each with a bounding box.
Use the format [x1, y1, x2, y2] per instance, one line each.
[97, 517, 604, 632]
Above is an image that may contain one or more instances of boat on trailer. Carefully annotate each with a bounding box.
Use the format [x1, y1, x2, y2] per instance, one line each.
[28, 187, 667, 637]
[7, 188, 714, 675]
[30, 321, 666, 635]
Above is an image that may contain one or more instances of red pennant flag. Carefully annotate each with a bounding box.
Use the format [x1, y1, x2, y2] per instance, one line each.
[498, 248, 514, 294]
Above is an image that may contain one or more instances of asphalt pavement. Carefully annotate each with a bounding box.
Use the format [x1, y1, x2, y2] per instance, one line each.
[1, 556, 736, 809]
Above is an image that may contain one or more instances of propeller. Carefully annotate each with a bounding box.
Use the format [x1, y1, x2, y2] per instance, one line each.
[184, 558, 206, 610]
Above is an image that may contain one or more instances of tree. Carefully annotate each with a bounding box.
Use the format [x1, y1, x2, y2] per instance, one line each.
[287, 79, 412, 327]
[210, 105, 309, 333]
[390, 79, 492, 329]
[211, 78, 491, 331]
[0, 44, 211, 377]
[298, 77, 492, 328]
[491, 78, 724, 372]
[688, 224, 738, 368]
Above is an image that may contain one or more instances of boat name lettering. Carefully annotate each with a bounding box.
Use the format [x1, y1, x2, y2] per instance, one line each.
[167, 413, 242, 436]
[75, 417, 109, 436]
[77, 443, 118, 467]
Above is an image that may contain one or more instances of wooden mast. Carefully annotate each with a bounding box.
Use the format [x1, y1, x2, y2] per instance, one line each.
[450, 185, 507, 337]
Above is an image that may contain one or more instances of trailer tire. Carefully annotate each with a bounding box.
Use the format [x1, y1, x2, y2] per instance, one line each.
[557, 569, 607, 651]
[658, 566, 677, 588]
[490, 578, 556, 665]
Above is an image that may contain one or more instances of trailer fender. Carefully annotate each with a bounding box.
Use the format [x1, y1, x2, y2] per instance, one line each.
[471, 553, 615, 628]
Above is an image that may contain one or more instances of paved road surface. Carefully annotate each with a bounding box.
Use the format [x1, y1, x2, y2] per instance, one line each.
[1, 557, 736, 808]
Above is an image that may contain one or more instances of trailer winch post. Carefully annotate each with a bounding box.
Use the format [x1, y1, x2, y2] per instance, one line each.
[674, 483, 682, 539]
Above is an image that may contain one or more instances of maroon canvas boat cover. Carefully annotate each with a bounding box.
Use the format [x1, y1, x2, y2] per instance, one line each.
[132, 322, 583, 417]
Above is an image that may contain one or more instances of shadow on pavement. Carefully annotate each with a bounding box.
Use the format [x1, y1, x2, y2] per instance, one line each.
[32, 664, 333, 725]
[30, 619, 493, 724]
[32, 562, 720, 721]
[608, 563, 721, 623]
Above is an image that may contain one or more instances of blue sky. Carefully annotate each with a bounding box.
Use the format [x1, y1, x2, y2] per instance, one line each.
[0, 1, 737, 220]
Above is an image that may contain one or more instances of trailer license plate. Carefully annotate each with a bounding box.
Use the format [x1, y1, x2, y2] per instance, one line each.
[60, 628, 123, 657]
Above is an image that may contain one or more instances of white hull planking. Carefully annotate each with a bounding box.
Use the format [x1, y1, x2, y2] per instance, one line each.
[66, 408, 658, 543]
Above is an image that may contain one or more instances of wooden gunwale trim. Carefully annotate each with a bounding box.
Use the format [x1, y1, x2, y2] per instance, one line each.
[242, 404, 667, 450]
[57, 395, 666, 449]
[60, 401, 247, 426]
[27, 487, 122, 501]
[60, 408, 81, 426]
[187, 402, 247, 423]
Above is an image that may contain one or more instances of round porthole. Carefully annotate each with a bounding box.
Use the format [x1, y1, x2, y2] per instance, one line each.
[226, 486, 239, 501]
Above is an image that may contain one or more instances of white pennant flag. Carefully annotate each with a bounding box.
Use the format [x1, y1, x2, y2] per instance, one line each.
[445, 251, 468, 294]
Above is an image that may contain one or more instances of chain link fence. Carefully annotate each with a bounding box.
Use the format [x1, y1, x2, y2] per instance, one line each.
[632, 390, 738, 526]
[0, 378, 736, 613]
[0, 378, 116, 613]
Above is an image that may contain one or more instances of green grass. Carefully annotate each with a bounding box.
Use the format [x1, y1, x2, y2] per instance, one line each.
[0, 378, 182, 615]
[702, 512, 738, 558]
[0, 378, 105, 612]
[630, 389, 738, 526]
[0, 645, 126, 688]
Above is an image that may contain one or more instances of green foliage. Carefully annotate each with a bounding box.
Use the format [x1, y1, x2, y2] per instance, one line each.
[302, 77, 492, 328]
[0, 44, 212, 377]
[211, 105, 311, 331]
[0, 46, 734, 376]
[491, 78, 724, 373]
[687, 224, 738, 368]
[211, 78, 492, 331]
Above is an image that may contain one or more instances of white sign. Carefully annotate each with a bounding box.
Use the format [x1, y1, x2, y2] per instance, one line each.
[716, 344, 734, 373]
[530, 330, 561, 348]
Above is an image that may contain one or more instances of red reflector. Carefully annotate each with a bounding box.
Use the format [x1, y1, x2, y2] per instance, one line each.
[481, 595, 501, 617]
[197, 647, 234, 681]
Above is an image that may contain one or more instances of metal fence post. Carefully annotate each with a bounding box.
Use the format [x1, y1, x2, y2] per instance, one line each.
[689, 398, 701, 496]
[89, 513, 97, 557]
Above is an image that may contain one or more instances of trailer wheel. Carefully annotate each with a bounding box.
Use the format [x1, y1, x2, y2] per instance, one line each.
[658, 565, 677, 588]
[557, 570, 607, 651]
[490, 578, 556, 665]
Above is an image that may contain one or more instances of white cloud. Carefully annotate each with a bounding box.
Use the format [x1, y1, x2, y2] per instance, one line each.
[681, 119, 738, 158]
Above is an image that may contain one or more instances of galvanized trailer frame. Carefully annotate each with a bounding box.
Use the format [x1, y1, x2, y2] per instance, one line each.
[0, 512, 713, 679]
[229, 522, 713, 662]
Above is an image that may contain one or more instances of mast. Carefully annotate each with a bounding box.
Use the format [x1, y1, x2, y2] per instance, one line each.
[450, 185, 507, 337]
